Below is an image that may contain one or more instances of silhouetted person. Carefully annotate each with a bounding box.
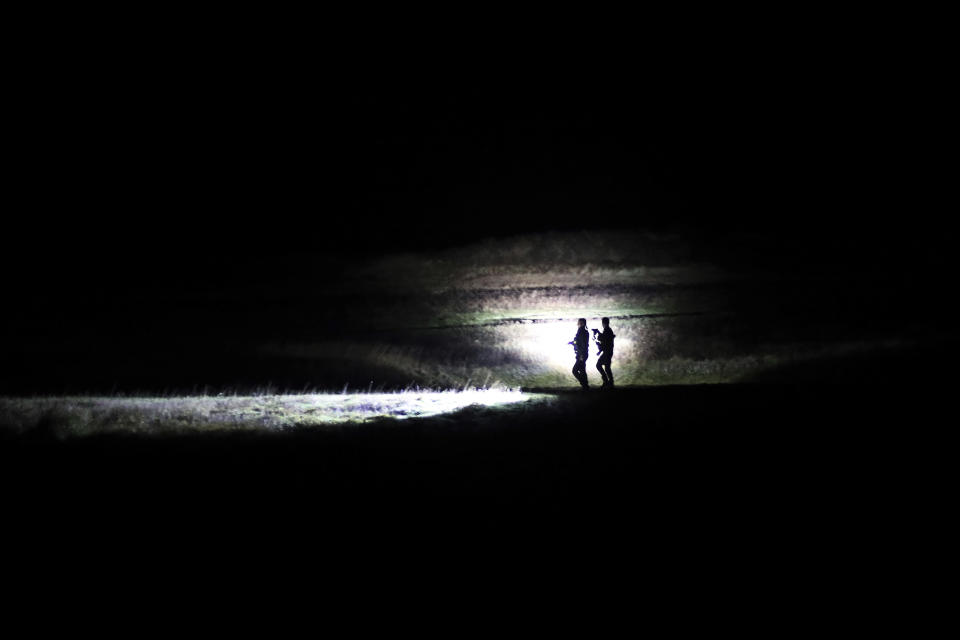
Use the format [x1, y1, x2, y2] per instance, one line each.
[570, 318, 590, 389]
[592, 317, 616, 389]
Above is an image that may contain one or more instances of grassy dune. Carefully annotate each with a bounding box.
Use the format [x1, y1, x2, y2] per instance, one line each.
[2, 229, 934, 396]
[242, 230, 914, 390]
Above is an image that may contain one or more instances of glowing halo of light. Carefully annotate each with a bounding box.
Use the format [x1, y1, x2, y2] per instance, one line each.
[516, 316, 630, 373]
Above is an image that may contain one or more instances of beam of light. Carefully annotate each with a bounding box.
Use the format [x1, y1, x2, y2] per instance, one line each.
[299, 388, 533, 422]
[0, 389, 540, 438]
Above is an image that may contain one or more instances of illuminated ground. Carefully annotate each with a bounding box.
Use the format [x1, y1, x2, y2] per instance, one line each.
[0, 388, 544, 438]
[1, 230, 949, 559]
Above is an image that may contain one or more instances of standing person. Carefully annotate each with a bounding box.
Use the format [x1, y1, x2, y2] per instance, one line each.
[570, 318, 590, 390]
[593, 317, 616, 389]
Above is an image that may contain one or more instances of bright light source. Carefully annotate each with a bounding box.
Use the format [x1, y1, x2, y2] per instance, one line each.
[515, 317, 630, 373]
[516, 318, 598, 369]
[517, 320, 580, 369]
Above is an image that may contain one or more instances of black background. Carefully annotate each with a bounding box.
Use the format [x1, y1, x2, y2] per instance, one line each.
[3, 20, 954, 596]
[10, 36, 945, 288]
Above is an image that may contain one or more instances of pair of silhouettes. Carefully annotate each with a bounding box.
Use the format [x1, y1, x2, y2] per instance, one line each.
[570, 317, 615, 390]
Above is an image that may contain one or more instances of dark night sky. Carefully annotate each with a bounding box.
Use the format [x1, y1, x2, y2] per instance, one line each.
[9, 34, 946, 291]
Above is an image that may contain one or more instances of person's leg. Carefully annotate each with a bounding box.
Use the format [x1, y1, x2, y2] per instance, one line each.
[597, 354, 612, 387]
[573, 359, 588, 388]
[601, 354, 613, 387]
[596, 359, 608, 385]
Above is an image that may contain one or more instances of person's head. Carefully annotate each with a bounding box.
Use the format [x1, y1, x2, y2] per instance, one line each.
[577, 318, 586, 328]
[602, 317, 610, 328]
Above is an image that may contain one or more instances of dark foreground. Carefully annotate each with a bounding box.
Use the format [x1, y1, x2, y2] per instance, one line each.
[2, 383, 945, 567]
